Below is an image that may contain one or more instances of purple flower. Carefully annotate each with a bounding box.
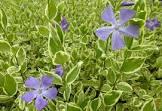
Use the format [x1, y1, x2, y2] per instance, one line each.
[95, 6, 139, 50]
[22, 76, 57, 111]
[121, 1, 135, 6]
[61, 17, 69, 31]
[145, 18, 160, 30]
[55, 64, 64, 77]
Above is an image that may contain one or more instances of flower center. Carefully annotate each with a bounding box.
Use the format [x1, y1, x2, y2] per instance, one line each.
[149, 21, 154, 26]
[114, 24, 120, 30]
[38, 89, 43, 94]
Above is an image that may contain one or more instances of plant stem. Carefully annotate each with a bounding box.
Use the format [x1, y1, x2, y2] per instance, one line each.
[104, 38, 109, 68]
[96, 39, 109, 97]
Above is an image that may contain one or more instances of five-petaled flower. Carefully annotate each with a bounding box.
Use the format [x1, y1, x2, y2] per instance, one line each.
[61, 16, 69, 31]
[145, 18, 160, 30]
[55, 64, 64, 77]
[22, 76, 57, 111]
[121, 1, 135, 6]
[95, 6, 139, 50]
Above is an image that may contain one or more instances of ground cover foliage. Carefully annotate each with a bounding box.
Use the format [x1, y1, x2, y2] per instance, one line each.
[0, 0, 162, 111]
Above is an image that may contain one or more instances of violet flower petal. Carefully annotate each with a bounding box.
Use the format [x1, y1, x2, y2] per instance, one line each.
[119, 25, 139, 37]
[41, 76, 53, 89]
[145, 18, 160, 30]
[22, 91, 37, 103]
[61, 17, 69, 31]
[101, 6, 116, 24]
[35, 96, 48, 111]
[55, 65, 64, 76]
[95, 26, 114, 41]
[112, 31, 124, 50]
[119, 9, 135, 25]
[95, 5, 139, 51]
[153, 18, 160, 27]
[121, 1, 135, 6]
[145, 20, 154, 30]
[25, 77, 40, 89]
[42, 87, 58, 100]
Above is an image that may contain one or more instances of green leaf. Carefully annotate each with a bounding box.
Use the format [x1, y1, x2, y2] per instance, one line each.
[7, 66, 20, 74]
[55, 22, 64, 43]
[90, 98, 101, 111]
[20, 61, 27, 73]
[48, 26, 63, 57]
[37, 25, 49, 36]
[0, 40, 11, 53]
[0, 95, 14, 103]
[67, 103, 82, 111]
[116, 103, 125, 111]
[116, 82, 133, 92]
[97, 40, 106, 53]
[26, 103, 37, 111]
[136, 11, 147, 20]
[63, 84, 71, 101]
[124, 37, 133, 49]
[120, 57, 145, 74]
[0, 23, 3, 33]
[156, 56, 162, 68]
[53, 51, 70, 64]
[101, 84, 112, 92]
[0, 73, 4, 87]
[11, 44, 19, 55]
[131, 18, 145, 27]
[48, 100, 56, 111]
[133, 97, 143, 107]
[82, 79, 99, 89]
[107, 68, 116, 84]
[0, 9, 7, 28]
[134, 0, 147, 11]
[3, 75, 18, 96]
[131, 45, 158, 51]
[155, 98, 162, 110]
[52, 73, 62, 85]
[46, 0, 57, 20]
[18, 98, 25, 110]
[103, 90, 122, 106]
[141, 100, 157, 111]
[54, 1, 64, 22]
[65, 61, 83, 84]
[16, 47, 26, 66]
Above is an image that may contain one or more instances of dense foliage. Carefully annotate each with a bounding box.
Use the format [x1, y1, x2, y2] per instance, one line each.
[0, 0, 162, 111]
